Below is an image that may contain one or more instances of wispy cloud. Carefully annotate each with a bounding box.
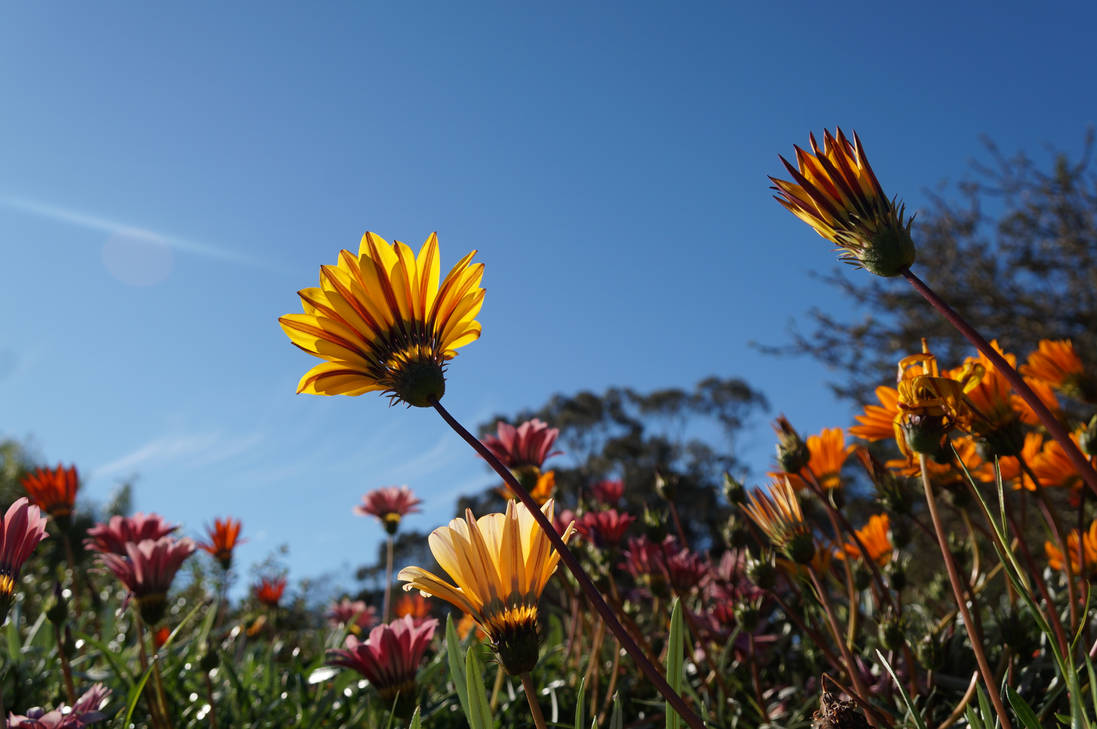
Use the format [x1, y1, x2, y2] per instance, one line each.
[0, 195, 282, 271]
[94, 431, 264, 479]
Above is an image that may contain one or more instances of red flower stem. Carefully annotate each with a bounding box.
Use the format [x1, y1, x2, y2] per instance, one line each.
[431, 399, 706, 729]
[919, 455, 1013, 729]
[902, 268, 1097, 499]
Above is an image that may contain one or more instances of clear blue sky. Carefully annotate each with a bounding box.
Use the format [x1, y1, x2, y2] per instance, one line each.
[2, 2, 1094, 595]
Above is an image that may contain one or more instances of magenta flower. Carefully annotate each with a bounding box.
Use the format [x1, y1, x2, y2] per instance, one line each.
[481, 419, 562, 470]
[326, 615, 438, 715]
[354, 486, 422, 535]
[661, 540, 710, 594]
[7, 682, 111, 728]
[578, 509, 636, 548]
[0, 498, 49, 618]
[99, 537, 195, 625]
[326, 598, 377, 633]
[85, 513, 178, 555]
[591, 479, 624, 506]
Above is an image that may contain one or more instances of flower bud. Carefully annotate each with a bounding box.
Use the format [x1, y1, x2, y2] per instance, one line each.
[723, 473, 747, 505]
[878, 614, 905, 650]
[774, 416, 810, 473]
[46, 582, 67, 626]
[654, 471, 676, 501]
[746, 553, 778, 590]
[1081, 415, 1097, 458]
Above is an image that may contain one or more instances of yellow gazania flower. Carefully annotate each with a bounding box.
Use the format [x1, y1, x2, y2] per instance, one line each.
[398, 499, 575, 674]
[851, 385, 900, 442]
[893, 340, 982, 462]
[771, 128, 915, 277]
[835, 514, 893, 566]
[742, 478, 815, 564]
[279, 232, 484, 407]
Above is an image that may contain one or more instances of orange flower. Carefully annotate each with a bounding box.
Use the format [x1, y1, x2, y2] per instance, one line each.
[851, 386, 900, 442]
[1016, 378, 1061, 426]
[835, 514, 893, 566]
[953, 342, 1020, 434]
[1029, 431, 1085, 492]
[773, 428, 854, 490]
[1045, 520, 1097, 580]
[21, 464, 79, 522]
[498, 470, 556, 506]
[1022, 340, 1084, 392]
[395, 592, 432, 621]
[198, 517, 244, 571]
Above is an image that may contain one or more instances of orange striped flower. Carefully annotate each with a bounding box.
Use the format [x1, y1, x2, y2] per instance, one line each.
[771, 128, 915, 277]
[279, 232, 484, 407]
[742, 479, 815, 564]
[21, 464, 78, 523]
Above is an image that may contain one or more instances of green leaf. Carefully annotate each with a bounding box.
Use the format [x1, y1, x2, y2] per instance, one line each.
[574, 676, 586, 729]
[445, 615, 473, 724]
[1006, 686, 1043, 729]
[666, 597, 684, 729]
[876, 649, 928, 729]
[465, 643, 494, 729]
[408, 706, 422, 729]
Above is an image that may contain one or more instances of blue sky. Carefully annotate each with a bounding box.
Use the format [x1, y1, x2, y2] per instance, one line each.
[2, 2, 1094, 595]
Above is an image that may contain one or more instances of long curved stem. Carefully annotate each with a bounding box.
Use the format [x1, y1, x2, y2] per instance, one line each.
[919, 454, 1013, 729]
[903, 268, 1097, 498]
[431, 399, 706, 729]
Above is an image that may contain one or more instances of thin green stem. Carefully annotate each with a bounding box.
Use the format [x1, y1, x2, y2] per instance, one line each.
[903, 268, 1097, 499]
[431, 399, 706, 729]
[919, 454, 1013, 729]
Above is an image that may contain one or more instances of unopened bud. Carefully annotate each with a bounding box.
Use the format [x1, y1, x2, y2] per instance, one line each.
[723, 473, 747, 505]
[774, 416, 810, 473]
[746, 553, 778, 590]
[1081, 415, 1097, 458]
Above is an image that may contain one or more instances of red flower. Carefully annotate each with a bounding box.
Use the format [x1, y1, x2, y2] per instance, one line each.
[591, 479, 624, 506]
[326, 615, 438, 705]
[0, 498, 49, 618]
[99, 537, 195, 625]
[85, 513, 178, 555]
[198, 517, 244, 570]
[21, 464, 79, 522]
[481, 419, 562, 470]
[153, 626, 171, 649]
[255, 576, 287, 608]
[354, 487, 422, 535]
[578, 509, 635, 548]
[326, 598, 377, 633]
